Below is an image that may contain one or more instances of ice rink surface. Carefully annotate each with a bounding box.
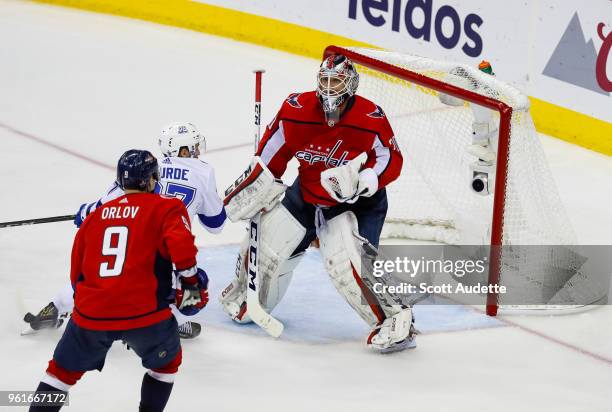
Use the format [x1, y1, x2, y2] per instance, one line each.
[1, 1, 611, 411]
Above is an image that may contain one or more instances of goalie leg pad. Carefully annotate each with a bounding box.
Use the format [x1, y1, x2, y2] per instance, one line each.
[219, 233, 251, 323]
[223, 157, 287, 222]
[259, 251, 303, 313]
[318, 211, 397, 328]
[220, 203, 306, 322]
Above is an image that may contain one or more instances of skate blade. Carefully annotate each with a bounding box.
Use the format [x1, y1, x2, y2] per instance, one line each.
[21, 326, 38, 336]
[20, 323, 55, 335]
[21, 315, 68, 336]
[379, 338, 417, 354]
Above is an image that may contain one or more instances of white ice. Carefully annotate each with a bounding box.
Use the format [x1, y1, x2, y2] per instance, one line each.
[0, 2, 611, 411]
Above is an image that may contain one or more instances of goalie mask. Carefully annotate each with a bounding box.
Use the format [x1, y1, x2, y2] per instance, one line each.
[316, 54, 359, 127]
[159, 122, 206, 158]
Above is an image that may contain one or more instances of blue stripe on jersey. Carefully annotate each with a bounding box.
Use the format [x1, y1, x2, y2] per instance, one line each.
[109, 181, 120, 193]
[85, 202, 96, 215]
[198, 207, 226, 229]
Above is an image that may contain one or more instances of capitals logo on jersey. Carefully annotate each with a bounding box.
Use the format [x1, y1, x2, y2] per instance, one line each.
[295, 140, 350, 167]
[368, 105, 386, 119]
[286, 93, 303, 109]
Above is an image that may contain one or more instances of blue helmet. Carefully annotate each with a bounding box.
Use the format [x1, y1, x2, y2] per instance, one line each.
[116, 149, 159, 191]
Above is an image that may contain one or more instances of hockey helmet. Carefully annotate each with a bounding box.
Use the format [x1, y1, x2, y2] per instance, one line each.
[158, 122, 206, 158]
[117, 149, 159, 191]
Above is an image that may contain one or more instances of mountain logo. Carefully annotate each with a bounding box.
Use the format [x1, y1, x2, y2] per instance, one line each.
[543, 13, 609, 95]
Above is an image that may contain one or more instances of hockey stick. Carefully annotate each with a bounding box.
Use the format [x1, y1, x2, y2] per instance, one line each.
[253, 69, 264, 152]
[246, 214, 283, 337]
[0, 214, 76, 229]
[246, 69, 284, 338]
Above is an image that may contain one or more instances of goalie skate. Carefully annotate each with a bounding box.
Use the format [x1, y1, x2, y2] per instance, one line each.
[368, 309, 418, 354]
[377, 325, 418, 354]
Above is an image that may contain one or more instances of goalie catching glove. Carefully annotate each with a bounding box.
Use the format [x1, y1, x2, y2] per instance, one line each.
[175, 267, 209, 316]
[320, 152, 378, 203]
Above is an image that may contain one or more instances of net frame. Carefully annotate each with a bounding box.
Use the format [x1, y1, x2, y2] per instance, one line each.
[323, 45, 522, 316]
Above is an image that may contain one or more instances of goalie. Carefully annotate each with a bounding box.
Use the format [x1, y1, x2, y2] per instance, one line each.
[222, 54, 416, 353]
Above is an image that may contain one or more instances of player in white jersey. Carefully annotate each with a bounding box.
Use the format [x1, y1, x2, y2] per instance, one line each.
[23, 122, 226, 339]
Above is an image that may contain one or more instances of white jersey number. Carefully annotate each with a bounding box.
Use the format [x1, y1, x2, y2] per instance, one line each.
[100, 226, 128, 277]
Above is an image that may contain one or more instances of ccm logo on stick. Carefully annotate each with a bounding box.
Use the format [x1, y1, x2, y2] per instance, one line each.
[348, 0, 484, 57]
[224, 164, 252, 197]
[248, 220, 259, 291]
[224, 163, 263, 203]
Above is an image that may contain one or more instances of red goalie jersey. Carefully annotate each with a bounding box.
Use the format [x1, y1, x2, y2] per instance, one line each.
[257, 91, 403, 206]
[70, 193, 198, 330]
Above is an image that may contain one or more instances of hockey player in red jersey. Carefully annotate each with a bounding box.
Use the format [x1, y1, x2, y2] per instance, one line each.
[30, 150, 209, 411]
[23, 122, 225, 340]
[222, 54, 416, 353]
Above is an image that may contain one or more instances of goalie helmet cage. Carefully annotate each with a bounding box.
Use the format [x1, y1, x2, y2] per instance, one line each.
[322, 46, 603, 316]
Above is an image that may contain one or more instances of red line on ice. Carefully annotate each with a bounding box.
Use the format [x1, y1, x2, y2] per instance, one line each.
[498, 316, 612, 366]
[435, 293, 612, 365]
[1, 122, 252, 163]
[0, 122, 114, 170]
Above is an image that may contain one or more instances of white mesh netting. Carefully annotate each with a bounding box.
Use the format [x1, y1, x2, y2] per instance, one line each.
[341, 47, 607, 310]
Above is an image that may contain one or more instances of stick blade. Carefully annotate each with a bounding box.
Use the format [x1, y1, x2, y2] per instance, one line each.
[247, 295, 284, 338]
[252, 313, 284, 338]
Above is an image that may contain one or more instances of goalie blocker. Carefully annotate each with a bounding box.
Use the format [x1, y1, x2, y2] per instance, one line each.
[221, 159, 415, 352]
[224, 157, 286, 221]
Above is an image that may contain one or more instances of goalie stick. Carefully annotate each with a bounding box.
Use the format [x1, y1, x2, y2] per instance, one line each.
[246, 69, 284, 338]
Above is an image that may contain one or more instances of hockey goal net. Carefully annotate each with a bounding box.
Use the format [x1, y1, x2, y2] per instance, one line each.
[323, 46, 606, 315]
